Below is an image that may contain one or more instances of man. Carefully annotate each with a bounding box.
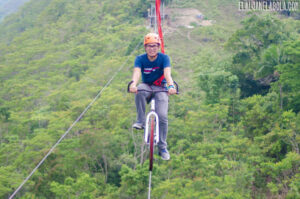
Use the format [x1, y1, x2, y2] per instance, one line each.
[129, 33, 176, 160]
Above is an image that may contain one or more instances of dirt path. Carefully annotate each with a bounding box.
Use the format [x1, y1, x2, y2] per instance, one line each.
[164, 7, 213, 28]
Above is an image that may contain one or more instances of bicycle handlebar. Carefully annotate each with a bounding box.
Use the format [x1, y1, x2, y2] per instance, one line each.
[127, 80, 179, 94]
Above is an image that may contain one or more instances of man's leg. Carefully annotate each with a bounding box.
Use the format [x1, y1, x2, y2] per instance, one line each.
[134, 83, 151, 129]
[154, 90, 169, 151]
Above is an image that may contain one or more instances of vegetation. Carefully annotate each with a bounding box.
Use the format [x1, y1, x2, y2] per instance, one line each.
[0, 0, 299, 198]
[0, 0, 30, 22]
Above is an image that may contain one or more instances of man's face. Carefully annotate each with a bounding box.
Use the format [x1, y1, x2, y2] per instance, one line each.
[145, 43, 160, 57]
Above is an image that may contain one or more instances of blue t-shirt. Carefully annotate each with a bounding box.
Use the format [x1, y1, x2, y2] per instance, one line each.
[134, 52, 171, 85]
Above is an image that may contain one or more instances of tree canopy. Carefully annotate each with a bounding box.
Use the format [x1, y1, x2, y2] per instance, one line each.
[0, 0, 299, 198]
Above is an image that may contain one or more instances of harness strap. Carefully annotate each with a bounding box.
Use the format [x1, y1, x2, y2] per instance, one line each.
[152, 74, 165, 86]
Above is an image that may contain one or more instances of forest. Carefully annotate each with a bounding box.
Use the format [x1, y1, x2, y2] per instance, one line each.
[0, 0, 30, 22]
[0, 0, 299, 198]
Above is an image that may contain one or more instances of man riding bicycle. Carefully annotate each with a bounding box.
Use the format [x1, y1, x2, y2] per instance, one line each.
[128, 33, 176, 160]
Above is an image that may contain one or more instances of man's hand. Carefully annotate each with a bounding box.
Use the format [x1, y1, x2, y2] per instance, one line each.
[168, 87, 176, 95]
[129, 84, 138, 93]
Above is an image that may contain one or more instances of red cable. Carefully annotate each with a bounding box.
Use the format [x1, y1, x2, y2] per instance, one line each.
[149, 117, 154, 171]
[155, 0, 164, 54]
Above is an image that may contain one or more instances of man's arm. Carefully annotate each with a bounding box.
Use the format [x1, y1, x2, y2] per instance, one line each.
[130, 67, 141, 93]
[132, 67, 141, 86]
[164, 67, 176, 95]
[164, 67, 174, 86]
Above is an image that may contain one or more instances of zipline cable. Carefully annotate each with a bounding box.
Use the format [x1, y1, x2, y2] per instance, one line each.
[8, 40, 143, 199]
[148, 1, 164, 199]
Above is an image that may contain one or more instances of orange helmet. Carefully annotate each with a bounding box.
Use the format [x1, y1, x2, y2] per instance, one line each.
[144, 33, 161, 45]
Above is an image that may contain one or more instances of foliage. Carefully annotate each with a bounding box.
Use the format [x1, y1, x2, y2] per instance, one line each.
[226, 13, 290, 98]
[275, 39, 300, 112]
[0, 0, 299, 198]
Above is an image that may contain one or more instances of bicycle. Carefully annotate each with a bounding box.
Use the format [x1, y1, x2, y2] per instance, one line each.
[127, 81, 179, 199]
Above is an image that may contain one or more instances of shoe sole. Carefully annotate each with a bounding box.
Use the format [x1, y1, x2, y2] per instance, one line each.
[161, 157, 170, 161]
[158, 152, 170, 161]
[133, 126, 144, 130]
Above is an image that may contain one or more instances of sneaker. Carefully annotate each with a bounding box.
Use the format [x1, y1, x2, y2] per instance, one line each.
[132, 122, 144, 130]
[159, 148, 170, 160]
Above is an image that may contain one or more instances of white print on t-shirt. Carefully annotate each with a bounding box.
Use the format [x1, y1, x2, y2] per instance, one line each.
[143, 67, 160, 74]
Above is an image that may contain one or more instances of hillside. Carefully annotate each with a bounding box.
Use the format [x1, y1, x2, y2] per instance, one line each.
[0, 0, 299, 198]
[0, 0, 29, 22]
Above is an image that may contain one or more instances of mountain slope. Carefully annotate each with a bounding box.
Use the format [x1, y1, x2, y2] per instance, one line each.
[0, 0, 299, 198]
[0, 0, 147, 198]
[0, 0, 30, 22]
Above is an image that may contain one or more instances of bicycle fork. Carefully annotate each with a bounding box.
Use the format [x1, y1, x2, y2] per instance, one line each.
[144, 99, 159, 145]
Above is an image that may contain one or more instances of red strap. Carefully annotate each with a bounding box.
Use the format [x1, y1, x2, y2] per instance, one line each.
[153, 74, 165, 86]
[154, 0, 165, 86]
[155, 0, 164, 54]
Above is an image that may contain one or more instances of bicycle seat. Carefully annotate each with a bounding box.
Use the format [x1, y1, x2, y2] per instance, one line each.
[146, 93, 155, 104]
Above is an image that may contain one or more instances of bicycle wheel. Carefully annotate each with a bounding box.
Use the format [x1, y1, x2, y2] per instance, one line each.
[149, 116, 155, 171]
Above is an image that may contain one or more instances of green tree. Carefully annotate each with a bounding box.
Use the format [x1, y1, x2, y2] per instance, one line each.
[226, 13, 289, 97]
[275, 39, 300, 112]
[50, 173, 98, 199]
